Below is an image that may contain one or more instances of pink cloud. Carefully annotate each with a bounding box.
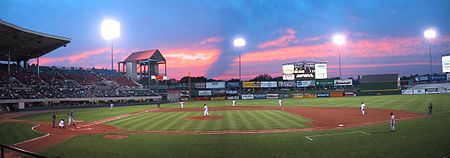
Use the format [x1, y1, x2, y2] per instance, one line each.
[257, 28, 297, 49]
[199, 36, 223, 45]
[240, 35, 450, 63]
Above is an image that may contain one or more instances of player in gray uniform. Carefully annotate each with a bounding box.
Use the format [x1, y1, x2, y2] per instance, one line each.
[428, 102, 433, 116]
[390, 112, 395, 132]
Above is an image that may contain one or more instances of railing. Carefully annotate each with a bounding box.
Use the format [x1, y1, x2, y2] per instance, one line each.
[0, 144, 49, 158]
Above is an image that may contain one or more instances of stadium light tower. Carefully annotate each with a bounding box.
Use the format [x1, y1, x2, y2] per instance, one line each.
[101, 19, 121, 71]
[233, 38, 246, 81]
[424, 29, 437, 75]
[333, 34, 346, 78]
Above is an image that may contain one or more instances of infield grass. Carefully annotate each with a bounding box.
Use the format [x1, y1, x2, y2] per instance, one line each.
[108, 110, 310, 131]
[0, 122, 45, 144]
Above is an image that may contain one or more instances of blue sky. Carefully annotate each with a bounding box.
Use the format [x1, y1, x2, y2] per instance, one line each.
[1, 0, 450, 79]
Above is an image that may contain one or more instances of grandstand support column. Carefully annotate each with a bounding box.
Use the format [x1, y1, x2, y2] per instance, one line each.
[165, 62, 167, 77]
[37, 57, 40, 78]
[7, 49, 11, 86]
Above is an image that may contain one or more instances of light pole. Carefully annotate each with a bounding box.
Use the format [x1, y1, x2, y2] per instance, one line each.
[332, 34, 346, 79]
[424, 29, 436, 75]
[101, 19, 121, 71]
[233, 38, 246, 81]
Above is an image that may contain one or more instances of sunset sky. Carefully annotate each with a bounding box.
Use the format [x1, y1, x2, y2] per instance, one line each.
[1, 0, 450, 80]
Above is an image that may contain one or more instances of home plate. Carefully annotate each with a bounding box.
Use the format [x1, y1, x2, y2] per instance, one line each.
[338, 124, 344, 127]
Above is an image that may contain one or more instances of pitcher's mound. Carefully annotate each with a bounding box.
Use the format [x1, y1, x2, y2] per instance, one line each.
[185, 116, 224, 120]
[103, 134, 129, 139]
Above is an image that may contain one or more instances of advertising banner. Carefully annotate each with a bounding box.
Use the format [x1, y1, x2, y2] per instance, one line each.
[198, 90, 212, 96]
[315, 79, 334, 86]
[334, 79, 353, 86]
[413, 89, 426, 94]
[278, 81, 296, 87]
[206, 82, 225, 89]
[241, 94, 255, 100]
[283, 74, 295, 80]
[253, 94, 267, 99]
[316, 93, 330, 97]
[211, 90, 226, 95]
[426, 88, 438, 94]
[195, 82, 206, 89]
[430, 74, 447, 81]
[315, 63, 327, 79]
[296, 80, 315, 87]
[402, 90, 414, 95]
[266, 94, 279, 99]
[442, 55, 450, 73]
[345, 92, 356, 97]
[226, 90, 238, 94]
[243, 81, 260, 88]
[303, 93, 316, 98]
[291, 93, 304, 98]
[226, 82, 241, 88]
[210, 97, 226, 100]
[260, 81, 278, 88]
[227, 96, 239, 100]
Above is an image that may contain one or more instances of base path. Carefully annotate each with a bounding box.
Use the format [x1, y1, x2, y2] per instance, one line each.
[3, 106, 423, 153]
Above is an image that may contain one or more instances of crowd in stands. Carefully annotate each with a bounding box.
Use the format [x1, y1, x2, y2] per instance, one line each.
[0, 64, 159, 100]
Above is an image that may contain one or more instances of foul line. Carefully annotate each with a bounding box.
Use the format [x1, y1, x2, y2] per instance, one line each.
[14, 124, 50, 145]
[305, 131, 370, 141]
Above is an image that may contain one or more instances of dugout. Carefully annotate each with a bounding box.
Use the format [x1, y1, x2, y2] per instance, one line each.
[358, 74, 401, 96]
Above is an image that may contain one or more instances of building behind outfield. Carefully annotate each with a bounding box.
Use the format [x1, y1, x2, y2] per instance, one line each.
[358, 74, 400, 95]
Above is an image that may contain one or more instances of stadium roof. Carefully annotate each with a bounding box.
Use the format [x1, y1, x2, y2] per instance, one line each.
[122, 49, 166, 63]
[0, 19, 71, 61]
[360, 74, 399, 83]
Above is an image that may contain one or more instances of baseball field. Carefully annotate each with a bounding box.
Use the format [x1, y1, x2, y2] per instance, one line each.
[1, 94, 449, 158]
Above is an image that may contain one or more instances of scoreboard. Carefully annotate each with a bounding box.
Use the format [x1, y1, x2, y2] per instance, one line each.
[282, 61, 327, 80]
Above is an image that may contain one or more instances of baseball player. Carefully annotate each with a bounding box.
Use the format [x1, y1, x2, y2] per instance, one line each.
[361, 102, 366, 115]
[390, 112, 395, 132]
[180, 101, 184, 108]
[203, 104, 209, 117]
[278, 99, 282, 106]
[232, 100, 236, 107]
[67, 111, 76, 127]
[59, 119, 65, 128]
[52, 112, 56, 128]
[110, 103, 114, 111]
[428, 102, 433, 116]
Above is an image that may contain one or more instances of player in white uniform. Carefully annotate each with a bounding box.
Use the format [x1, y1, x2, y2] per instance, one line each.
[390, 112, 395, 132]
[203, 104, 209, 117]
[180, 101, 184, 108]
[360, 102, 366, 115]
[110, 103, 114, 110]
[278, 99, 282, 106]
[232, 100, 236, 107]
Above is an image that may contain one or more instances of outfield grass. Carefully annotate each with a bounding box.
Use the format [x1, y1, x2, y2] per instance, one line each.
[163, 94, 450, 114]
[14, 105, 154, 122]
[108, 110, 310, 131]
[0, 122, 45, 145]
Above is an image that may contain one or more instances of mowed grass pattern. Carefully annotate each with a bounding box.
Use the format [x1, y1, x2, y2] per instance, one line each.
[108, 110, 310, 131]
[0, 122, 45, 144]
[15, 105, 153, 122]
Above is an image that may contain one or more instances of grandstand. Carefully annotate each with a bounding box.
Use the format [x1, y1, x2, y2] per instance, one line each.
[0, 19, 161, 111]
